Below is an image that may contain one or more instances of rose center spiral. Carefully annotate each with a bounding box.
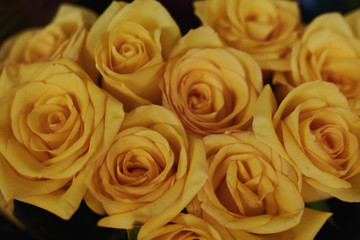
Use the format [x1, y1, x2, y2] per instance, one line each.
[47, 111, 66, 131]
[188, 83, 211, 111]
[123, 153, 149, 178]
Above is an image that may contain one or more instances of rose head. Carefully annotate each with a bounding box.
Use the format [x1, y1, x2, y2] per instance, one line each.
[84, 105, 208, 238]
[86, 0, 181, 111]
[0, 4, 97, 73]
[193, 0, 301, 71]
[254, 81, 360, 202]
[0, 58, 125, 219]
[274, 13, 360, 114]
[161, 27, 263, 136]
[187, 131, 304, 235]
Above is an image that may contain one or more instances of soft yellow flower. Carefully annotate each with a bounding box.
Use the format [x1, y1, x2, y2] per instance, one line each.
[274, 13, 360, 114]
[0, 4, 97, 73]
[0, 58, 125, 219]
[161, 27, 263, 136]
[86, 0, 181, 111]
[188, 131, 304, 234]
[254, 81, 360, 202]
[194, 0, 301, 72]
[84, 105, 208, 238]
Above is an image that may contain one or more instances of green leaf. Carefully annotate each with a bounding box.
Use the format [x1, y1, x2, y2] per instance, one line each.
[305, 200, 330, 212]
[127, 227, 141, 240]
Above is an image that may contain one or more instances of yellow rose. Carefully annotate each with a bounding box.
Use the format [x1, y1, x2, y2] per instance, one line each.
[161, 27, 263, 136]
[193, 0, 301, 71]
[0, 59, 125, 219]
[139, 213, 222, 240]
[84, 105, 208, 238]
[254, 81, 360, 202]
[0, 4, 97, 73]
[274, 13, 360, 114]
[187, 131, 304, 235]
[85, 0, 181, 111]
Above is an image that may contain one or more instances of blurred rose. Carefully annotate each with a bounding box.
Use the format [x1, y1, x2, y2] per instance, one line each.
[161, 27, 262, 136]
[187, 131, 304, 235]
[0, 58, 125, 219]
[84, 105, 208, 238]
[254, 81, 360, 202]
[139, 213, 222, 240]
[274, 13, 360, 114]
[346, 8, 360, 38]
[86, 0, 181, 111]
[193, 0, 301, 72]
[0, 4, 97, 73]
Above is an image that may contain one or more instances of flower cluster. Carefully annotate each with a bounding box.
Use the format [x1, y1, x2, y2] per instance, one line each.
[1, 0, 360, 239]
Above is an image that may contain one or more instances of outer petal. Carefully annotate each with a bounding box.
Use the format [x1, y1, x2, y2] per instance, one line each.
[346, 8, 360, 38]
[140, 213, 222, 240]
[252, 84, 290, 162]
[305, 173, 360, 202]
[273, 81, 349, 126]
[268, 208, 332, 240]
[302, 13, 354, 41]
[168, 26, 224, 59]
[20, 170, 88, 220]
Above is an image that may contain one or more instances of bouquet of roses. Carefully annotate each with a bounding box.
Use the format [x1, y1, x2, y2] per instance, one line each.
[1, 0, 360, 239]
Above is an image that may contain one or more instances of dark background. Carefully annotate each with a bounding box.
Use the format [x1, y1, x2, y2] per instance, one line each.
[1, 0, 359, 45]
[1, 0, 360, 239]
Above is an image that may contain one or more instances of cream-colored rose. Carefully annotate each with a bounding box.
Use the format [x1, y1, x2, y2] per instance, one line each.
[139, 213, 222, 240]
[274, 13, 360, 114]
[0, 4, 97, 73]
[161, 27, 262, 136]
[194, 0, 301, 72]
[0, 59, 125, 219]
[187, 131, 304, 235]
[254, 81, 360, 202]
[86, 0, 181, 111]
[84, 105, 208, 238]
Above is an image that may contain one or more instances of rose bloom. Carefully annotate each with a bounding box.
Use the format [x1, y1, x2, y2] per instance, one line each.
[0, 4, 97, 72]
[84, 105, 208, 238]
[273, 13, 360, 114]
[193, 0, 301, 72]
[0, 59, 125, 219]
[161, 27, 263, 136]
[85, 0, 181, 111]
[254, 81, 360, 202]
[139, 213, 222, 240]
[187, 131, 305, 236]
